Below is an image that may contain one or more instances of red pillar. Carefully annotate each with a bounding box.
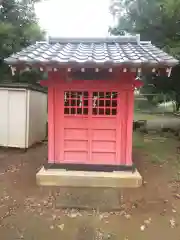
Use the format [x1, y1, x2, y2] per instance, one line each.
[118, 72, 136, 166]
[40, 71, 65, 164]
[48, 86, 55, 163]
[125, 86, 134, 165]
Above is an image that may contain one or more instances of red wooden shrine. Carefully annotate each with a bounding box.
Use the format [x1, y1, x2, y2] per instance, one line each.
[5, 36, 178, 175]
[43, 70, 136, 170]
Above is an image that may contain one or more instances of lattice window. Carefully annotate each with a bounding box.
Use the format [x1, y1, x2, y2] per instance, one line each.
[64, 91, 118, 116]
[92, 92, 117, 116]
[64, 91, 89, 115]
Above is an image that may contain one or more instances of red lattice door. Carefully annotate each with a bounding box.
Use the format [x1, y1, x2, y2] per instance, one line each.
[61, 89, 120, 165]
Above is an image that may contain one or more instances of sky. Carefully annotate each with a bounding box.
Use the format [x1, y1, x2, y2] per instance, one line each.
[35, 0, 114, 38]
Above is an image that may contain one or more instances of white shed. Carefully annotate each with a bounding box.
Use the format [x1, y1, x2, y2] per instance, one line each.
[0, 83, 47, 149]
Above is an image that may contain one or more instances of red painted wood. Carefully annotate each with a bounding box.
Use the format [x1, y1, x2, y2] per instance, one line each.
[54, 87, 64, 163]
[133, 79, 144, 88]
[125, 89, 134, 165]
[47, 70, 135, 166]
[40, 80, 48, 86]
[48, 87, 55, 163]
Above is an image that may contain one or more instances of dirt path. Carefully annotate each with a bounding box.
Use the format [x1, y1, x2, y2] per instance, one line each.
[0, 137, 180, 239]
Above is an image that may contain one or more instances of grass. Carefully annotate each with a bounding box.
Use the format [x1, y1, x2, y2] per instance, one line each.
[134, 111, 178, 122]
[133, 132, 180, 164]
[134, 98, 176, 121]
[134, 112, 159, 121]
[133, 109, 180, 181]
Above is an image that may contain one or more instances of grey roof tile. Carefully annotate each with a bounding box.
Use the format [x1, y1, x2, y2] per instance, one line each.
[5, 37, 179, 67]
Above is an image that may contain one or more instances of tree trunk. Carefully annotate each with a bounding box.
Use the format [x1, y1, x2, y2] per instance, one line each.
[176, 102, 180, 112]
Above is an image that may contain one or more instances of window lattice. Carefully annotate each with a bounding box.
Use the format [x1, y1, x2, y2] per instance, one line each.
[64, 91, 88, 115]
[92, 92, 117, 115]
[64, 91, 118, 116]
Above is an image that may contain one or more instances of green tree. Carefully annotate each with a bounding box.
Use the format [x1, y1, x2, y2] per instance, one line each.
[109, 0, 180, 111]
[0, 0, 45, 81]
[110, 0, 180, 53]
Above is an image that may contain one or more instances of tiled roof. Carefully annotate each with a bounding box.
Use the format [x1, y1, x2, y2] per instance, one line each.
[5, 36, 178, 67]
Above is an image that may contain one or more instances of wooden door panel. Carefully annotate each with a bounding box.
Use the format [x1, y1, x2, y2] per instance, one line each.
[92, 141, 116, 152]
[92, 129, 116, 141]
[64, 140, 88, 150]
[56, 83, 121, 165]
[90, 118, 117, 129]
[64, 128, 88, 140]
[64, 117, 88, 129]
[91, 152, 116, 164]
[64, 151, 88, 163]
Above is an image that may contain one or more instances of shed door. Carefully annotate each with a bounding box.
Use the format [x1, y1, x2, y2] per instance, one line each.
[60, 89, 120, 165]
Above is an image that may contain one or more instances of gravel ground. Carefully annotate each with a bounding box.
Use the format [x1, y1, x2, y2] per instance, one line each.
[0, 138, 180, 239]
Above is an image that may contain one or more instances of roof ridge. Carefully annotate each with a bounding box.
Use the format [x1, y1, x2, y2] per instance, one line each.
[48, 35, 139, 44]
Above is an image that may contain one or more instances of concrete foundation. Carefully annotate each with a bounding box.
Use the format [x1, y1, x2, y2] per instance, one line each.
[36, 167, 142, 188]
